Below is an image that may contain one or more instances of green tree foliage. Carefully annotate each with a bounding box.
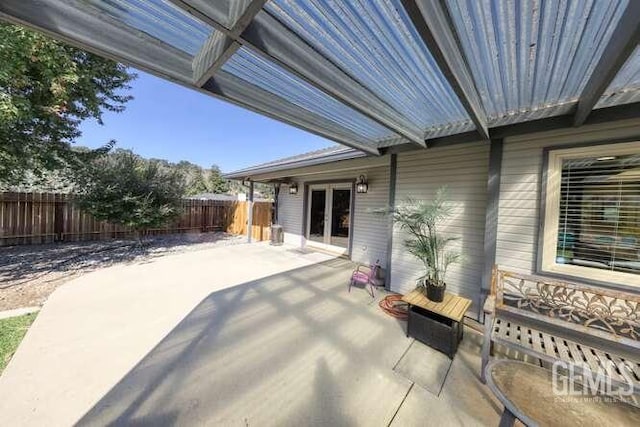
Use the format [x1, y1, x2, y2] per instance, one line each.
[173, 160, 209, 195]
[208, 164, 230, 194]
[75, 149, 185, 241]
[0, 23, 135, 184]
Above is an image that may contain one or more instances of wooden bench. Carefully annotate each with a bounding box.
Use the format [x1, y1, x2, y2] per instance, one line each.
[481, 267, 640, 400]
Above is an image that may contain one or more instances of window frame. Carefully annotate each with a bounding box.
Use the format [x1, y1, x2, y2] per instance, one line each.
[538, 140, 640, 288]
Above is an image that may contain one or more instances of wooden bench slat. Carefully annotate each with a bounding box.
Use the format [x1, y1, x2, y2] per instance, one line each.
[495, 319, 510, 342]
[529, 327, 545, 355]
[552, 336, 574, 363]
[580, 345, 605, 372]
[588, 348, 631, 385]
[626, 358, 640, 381]
[565, 341, 587, 364]
[541, 333, 559, 359]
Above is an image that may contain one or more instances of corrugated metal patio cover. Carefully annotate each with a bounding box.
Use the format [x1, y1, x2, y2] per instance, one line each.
[1, 0, 638, 155]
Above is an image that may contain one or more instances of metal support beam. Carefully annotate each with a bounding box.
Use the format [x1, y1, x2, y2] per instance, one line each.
[573, 1, 640, 126]
[191, 0, 266, 86]
[247, 180, 254, 243]
[205, 72, 381, 156]
[385, 154, 398, 291]
[170, 1, 426, 147]
[193, 33, 240, 87]
[401, 0, 489, 140]
[0, 0, 193, 84]
[493, 102, 640, 139]
[273, 183, 280, 224]
[384, 101, 640, 154]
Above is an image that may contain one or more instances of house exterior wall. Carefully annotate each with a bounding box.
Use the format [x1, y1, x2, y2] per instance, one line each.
[277, 188, 304, 247]
[496, 119, 640, 275]
[275, 162, 391, 265]
[390, 142, 490, 317]
[268, 118, 640, 321]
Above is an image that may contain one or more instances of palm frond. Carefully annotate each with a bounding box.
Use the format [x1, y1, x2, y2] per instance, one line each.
[387, 187, 462, 284]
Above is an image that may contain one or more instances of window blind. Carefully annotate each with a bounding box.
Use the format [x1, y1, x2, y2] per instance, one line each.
[557, 153, 640, 274]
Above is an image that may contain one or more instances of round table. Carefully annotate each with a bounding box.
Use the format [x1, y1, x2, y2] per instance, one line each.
[484, 359, 640, 427]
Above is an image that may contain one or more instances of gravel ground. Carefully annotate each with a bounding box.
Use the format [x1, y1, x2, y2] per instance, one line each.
[0, 232, 246, 311]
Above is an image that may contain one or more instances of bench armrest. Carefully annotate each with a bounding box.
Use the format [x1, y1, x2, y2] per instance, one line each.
[483, 295, 496, 315]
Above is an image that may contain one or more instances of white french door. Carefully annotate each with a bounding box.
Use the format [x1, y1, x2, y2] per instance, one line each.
[306, 184, 352, 255]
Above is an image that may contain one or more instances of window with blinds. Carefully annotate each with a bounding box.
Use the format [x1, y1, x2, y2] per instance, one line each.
[540, 142, 640, 286]
[555, 150, 640, 276]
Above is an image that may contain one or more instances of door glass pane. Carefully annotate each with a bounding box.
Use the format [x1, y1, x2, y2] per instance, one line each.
[309, 190, 326, 243]
[330, 189, 351, 248]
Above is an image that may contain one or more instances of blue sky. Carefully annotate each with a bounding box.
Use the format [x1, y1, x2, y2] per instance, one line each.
[77, 70, 333, 172]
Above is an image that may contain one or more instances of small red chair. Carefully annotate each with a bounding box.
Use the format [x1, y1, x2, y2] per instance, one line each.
[349, 260, 380, 298]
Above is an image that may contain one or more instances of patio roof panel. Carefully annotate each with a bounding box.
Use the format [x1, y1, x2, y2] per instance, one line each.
[264, 0, 471, 136]
[85, 0, 213, 55]
[205, 71, 381, 155]
[221, 47, 401, 144]
[170, 0, 261, 31]
[445, 0, 629, 126]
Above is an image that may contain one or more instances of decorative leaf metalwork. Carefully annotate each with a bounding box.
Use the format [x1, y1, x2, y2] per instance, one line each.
[500, 274, 640, 341]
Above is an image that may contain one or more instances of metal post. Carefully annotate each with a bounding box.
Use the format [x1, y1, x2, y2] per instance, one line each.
[273, 183, 280, 224]
[385, 154, 397, 290]
[481, 139, 503, 322]
[247, 180, 254, 243]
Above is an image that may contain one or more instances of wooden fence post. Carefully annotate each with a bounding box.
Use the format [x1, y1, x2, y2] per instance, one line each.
[54, 193, 64, 242]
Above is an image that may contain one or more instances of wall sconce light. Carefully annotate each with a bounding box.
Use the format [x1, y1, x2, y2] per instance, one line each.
[356, 175, 368, 194]
[288, 183, 298, 195]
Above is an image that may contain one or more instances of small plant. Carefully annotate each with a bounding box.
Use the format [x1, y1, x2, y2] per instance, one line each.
[385, 187, 461, 301]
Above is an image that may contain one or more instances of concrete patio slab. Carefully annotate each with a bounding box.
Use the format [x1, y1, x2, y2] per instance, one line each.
[0, 242, 504, 426]
[394, 340, 452, 396]
[76, 257, 413, 426]
[391, 330, 503, 427]
[0, 243, 339, 426]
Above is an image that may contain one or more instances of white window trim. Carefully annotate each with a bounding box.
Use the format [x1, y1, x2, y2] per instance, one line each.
[541, 141, 640, 287]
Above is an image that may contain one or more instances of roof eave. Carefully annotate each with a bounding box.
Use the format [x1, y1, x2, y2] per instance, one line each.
[223, 148, 367, 180]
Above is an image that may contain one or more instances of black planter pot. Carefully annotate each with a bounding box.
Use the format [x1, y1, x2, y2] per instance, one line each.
[426, 282, 446, 302]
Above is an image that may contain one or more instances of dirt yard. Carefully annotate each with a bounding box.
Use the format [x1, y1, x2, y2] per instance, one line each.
[0, 232, 245, 311]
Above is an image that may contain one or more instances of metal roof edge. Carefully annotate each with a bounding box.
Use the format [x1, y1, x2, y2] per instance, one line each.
[223, 148, 366, 180]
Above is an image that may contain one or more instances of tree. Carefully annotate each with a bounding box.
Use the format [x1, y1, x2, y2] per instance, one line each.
[187, 171, 209, 195]
[0, 23, 135, 184]
[75, 149, 185, 243]
[208, 165, 230, 194]
[172, 160, 208, 195]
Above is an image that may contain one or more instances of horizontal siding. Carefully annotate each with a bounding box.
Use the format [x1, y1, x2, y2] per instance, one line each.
[351, 167, 390, 265]
[496, 118, 640, 275]
[275, 157, 390, 266]
[391, 142, 490, 317]
[278, 188, 303, 246]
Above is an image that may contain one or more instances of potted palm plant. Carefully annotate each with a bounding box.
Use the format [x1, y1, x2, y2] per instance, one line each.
[388, 187, 461, 302]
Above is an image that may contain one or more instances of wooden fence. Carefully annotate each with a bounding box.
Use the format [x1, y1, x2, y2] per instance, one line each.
[0, 192, 272, 246]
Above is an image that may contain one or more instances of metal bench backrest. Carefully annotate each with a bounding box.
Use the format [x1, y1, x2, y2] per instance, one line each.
[492, 266, 640, 351]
